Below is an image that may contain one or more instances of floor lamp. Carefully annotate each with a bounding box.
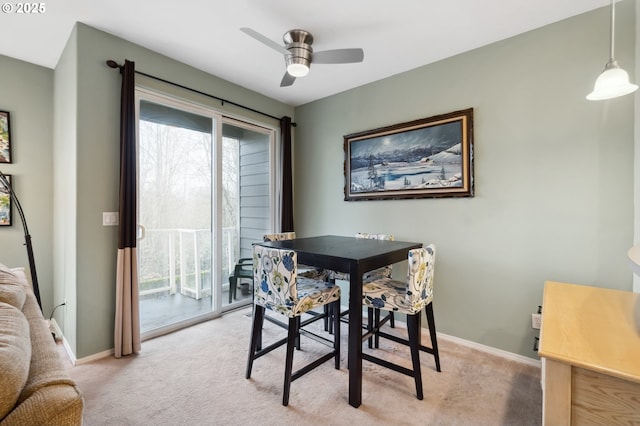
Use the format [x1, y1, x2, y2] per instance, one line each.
[0, 170, 42, 312]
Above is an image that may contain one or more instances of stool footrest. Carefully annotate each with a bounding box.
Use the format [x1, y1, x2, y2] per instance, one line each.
[253, 336, 288, 360]
[291, 352, 336, 382]
[362, 353, 414, 377]
[377, 330, 436, 354]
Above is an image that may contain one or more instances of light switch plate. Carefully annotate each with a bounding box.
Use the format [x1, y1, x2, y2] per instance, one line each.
[102, 212, 119, 226]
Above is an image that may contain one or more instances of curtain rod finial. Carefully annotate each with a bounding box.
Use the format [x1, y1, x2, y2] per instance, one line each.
[106, 60, 121, 69]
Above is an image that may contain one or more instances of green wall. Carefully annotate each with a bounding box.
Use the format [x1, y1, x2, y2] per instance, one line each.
[0, 55, 54, 314]
[60, 23, 294, 358]
[53, 26, 79, 355]
[293, 2, 636, 358]
[0, 2, 636, 361]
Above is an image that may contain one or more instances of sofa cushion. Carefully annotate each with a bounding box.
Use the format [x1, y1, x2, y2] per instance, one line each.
[0, 265, 27, 310]
[0, 302, 32, 421]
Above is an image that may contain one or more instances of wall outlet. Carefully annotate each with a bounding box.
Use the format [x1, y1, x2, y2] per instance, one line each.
[531, 313, 542, 329]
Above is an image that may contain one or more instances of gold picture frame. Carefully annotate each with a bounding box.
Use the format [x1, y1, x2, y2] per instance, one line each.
[344, 108, 474, 201]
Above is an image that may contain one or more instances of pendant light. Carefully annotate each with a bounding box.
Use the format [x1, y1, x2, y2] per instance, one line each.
[586, 0, 638, 100]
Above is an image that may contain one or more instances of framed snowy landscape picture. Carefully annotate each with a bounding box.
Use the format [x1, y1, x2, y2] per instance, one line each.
[344, 108, 474, 201]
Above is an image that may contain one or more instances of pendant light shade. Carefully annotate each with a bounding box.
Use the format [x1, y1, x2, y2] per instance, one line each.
[586, 0, 638, 101]
[587, 60, 638, 100]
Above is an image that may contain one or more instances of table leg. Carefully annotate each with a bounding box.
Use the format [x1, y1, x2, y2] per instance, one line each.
[348, 265, 362, 408]
[542, 358, 571, 425]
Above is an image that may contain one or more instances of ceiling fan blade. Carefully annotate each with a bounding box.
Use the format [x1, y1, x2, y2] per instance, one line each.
[313, 48, 364, 64]
[280, 72, 296, 87]
[240, 27, 289, 55]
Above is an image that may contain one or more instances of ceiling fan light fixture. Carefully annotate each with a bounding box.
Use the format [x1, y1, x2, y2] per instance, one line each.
[284, 37, 313, 78]
[587, 0, 638, 101]
[287, 62, 310, 77]
[241, 27, 364, 87]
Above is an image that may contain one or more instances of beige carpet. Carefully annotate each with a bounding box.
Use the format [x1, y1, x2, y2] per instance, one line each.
[63, 308, 542, 425]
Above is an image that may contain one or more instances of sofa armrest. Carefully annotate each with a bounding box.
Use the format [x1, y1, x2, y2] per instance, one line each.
[0, 384, 83, 426]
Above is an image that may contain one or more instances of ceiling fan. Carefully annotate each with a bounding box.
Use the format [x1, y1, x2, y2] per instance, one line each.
[240, 27, 364, 87]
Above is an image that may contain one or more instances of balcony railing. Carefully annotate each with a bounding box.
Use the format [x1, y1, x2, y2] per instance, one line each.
[138, 226, 238, 300]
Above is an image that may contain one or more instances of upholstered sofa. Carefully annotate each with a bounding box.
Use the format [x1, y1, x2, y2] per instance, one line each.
[0, 264, 83, 425]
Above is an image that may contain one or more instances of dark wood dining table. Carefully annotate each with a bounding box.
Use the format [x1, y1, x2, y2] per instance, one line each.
[256, 234, 422, 408]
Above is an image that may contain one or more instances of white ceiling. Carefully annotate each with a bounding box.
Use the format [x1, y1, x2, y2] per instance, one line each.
[1, 0, 610, 106]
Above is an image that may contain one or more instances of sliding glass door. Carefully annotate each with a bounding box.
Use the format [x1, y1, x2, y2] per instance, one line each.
[136, 90, 275, 337]
[220, 122, 274, 306]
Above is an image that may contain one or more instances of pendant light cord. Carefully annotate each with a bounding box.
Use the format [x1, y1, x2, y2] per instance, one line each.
[609, 0, 616, 62]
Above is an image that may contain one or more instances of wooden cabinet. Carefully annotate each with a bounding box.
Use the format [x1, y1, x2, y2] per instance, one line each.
[539, 281, 640, 425]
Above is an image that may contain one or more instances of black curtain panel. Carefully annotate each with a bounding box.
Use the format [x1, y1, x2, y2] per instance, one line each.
[114, 59, 141, 358]
[280, 116, 294, 232]
[118, 60, 137, 250]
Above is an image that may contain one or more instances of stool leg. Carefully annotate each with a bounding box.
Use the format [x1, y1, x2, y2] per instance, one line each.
[374, 309, 381, 349]
[323, 304, 329, 332]
[327, 279, 337, 335]
[425, 302, 441, 372]
[367, 307, 374, 349]
[406, 313, 423, 400]
[256, 304, 264, 351]
[295, 316, 301, 350]
[246, 305, 265, 379]
[283, 317, 298, 406]
[333, 300, 341, 369]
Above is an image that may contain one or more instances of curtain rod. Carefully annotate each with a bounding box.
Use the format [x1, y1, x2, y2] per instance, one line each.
[106, 60, 296, 127]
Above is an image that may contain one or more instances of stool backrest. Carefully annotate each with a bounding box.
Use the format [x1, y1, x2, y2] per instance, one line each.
[356, 233, 395, 280]
[263, 232, 296, 241]
[253, 245, 299, 313]
[406, 245, 436, 310]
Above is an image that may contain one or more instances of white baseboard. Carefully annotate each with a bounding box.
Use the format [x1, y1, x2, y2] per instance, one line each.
[50, 318, 113, 365]
[49, 317, 63, 341]
[61, 338, 78, 365]
[75, 348, 114, 365]
[56, 312, 540, 368]
[50, 318, 77, 365]
[435, 331, 541, 368]
[377, 316, 541, 368]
